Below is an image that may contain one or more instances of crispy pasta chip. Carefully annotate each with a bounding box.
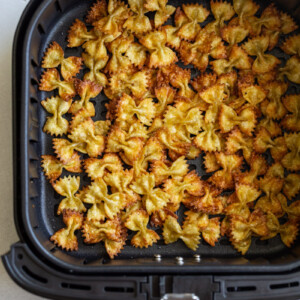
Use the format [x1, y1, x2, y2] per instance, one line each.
[232, 0, 259, 27]
[153, 85, 176, 116]
[280, 12, 298, 35]
[41, 96, 71, 136]
[261, 81, 288, 120]
[229, 209, 268, 255]
[194, 123, 222, 152]
[42, 42, 82, 81]
[84, 178, 128, 221]
[151, 156, 189, 185]
[221, 25, 249, 47]
[123, 0, 152, 34]
[179, 30, 227, 71]
[257, 115, 282, 138]
[125, 43, 147, 69]
[116, 93, 155, 127]
[278, 56, 300, 84]
[86, 0, 108, 24]
[163, 215, 200, 250]
[254, 128, 287, 161]
[219, 104, 257, 136]
[67, 19, 97, 47]
[125, 209, 160, 248]
[106, 126, 144, 165]
[281, 133, 300, 171]
[281, 34, 300, 57]
[130, 173, 169, 214]
[50, 209, 84, 251]
[68, 118, 105, 157]
[39, 68, 76, 101]
[83, 217, 127, 258]
[139, 31, 178, 68]
[145, 0, 176, 28]
[226, 128, 253, 163]
[211, 45, 252, 75]
[184, 183, 224, 214]
[84, 154, 123, 180]
[203, 152, 220, 173]
[241, 85, 267, 108]
[283, 173, 300, 200]
[41, 155, 81, 183]
[105, 70, 149, 99]
[178, 4, 210, 41]
[281, 94, 300, 132]
[69, 80, 102, 117]
[208, 152, 243, 190]
[236, 154, 267, 187]
[93, 0, 130, 36]
[243, 36, 280, 74]
[52, 176, 86, 214]
[263, 212, 298, 247]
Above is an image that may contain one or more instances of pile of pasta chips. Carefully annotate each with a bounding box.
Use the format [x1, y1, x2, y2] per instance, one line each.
[39, 0, 300, 258]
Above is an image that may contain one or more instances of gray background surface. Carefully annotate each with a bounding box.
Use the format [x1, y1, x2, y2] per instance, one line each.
[0, 0, 45, 299]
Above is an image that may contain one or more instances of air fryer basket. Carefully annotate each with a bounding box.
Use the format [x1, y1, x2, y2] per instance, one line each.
[2, 0, 300, 299]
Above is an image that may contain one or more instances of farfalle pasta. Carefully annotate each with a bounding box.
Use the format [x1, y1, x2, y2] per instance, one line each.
[39, 0, 300, 258]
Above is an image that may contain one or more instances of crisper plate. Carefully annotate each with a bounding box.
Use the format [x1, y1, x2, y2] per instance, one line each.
[14, 0, 300, 273]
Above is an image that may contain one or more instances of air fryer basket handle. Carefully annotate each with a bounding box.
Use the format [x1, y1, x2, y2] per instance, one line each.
[3, 243, 300, 300]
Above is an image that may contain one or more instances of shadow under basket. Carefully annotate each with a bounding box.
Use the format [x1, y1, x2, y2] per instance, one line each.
[2, 0, 300, 299]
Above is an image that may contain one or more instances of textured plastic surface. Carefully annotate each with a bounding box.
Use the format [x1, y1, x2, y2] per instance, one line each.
[11, 0, 300, 274]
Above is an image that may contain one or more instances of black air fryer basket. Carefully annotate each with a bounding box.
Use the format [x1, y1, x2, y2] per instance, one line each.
[2, 0, 300, 299]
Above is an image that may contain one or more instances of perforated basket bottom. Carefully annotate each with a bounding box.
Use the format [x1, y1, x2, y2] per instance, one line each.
[28, 0, 300, 263]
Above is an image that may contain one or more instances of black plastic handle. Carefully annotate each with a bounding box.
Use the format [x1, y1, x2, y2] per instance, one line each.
[2, 242, 148, 300]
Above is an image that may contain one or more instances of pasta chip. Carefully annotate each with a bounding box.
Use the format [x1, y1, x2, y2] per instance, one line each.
[69, 80, 102, 116]
[220, 25, 249, 47]
[125, 209, 160, 248]
[42, 42, 82, 81]
[281, 34, 300, 57]
[281, 133, 300, 171]
[178, 4, 210, 41]
[52, 176, 86, 214]
[263, 212, 298, 248]
[84, 178, 128, 220]
[211, 45, 252, 75]
[154, 85, 176, 116]
[39, 68, 76, 101]
[130, 173, 169, 214]
[106, 126, 144, 165]
[151, 156, 189, 185]
[226, 128, 253, 164]
[41, 96, 71, 136]
[278, 56, 300, 84]
[232, 0, 259, 27]
[254, 128, 287, 161]
[219, 104, 257, 136]
[229, 209, 268, 255]
[50, 209, 84, 251]
[67, 19, 97, 47]
[163, 215, 200, 250]
[281, 94, 300, 132]
[105, 70, 149, 99]
[257, 115, 282, 138]
[283, 173, 300, 200]
[84, 153, 123, 180]
[184, 183, 224, 214]
[144, 0, 176, 28]
[208, 152, 243, 190]
[194, 123, 222, 152]
[68, 118, 105, 157]
[41, 155, 81, 183]
[280, 12, 298, 35]
[243, 36, 280, 74]
[203, 152, 220, 173]
[93, 0, 130, 36]
[123, 0, 152, 34]
[86, 0, 108, 24]
[140, 31, 178, 68]
[125, 43, 147, 69]
[241, 85, 267, 108]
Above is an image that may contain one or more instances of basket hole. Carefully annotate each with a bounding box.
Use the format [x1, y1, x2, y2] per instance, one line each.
[270, 281, 299, 289]
[33, 225, 39, 230]
[31, 59, 38, 68]
[189, 164, 197, 171]
[104, 286, 134, 293]
[227, 286, 256, 292]
[30, 97, 38, 103]
[61, 282, 91, 290]
[18, 254, 23, 260]
[31, 78, 39, 86]
[55, 0, 62, 12]
[37, 24, 45, 35]
[22, 266, 48, 284]
[219, 239, 230, 246]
